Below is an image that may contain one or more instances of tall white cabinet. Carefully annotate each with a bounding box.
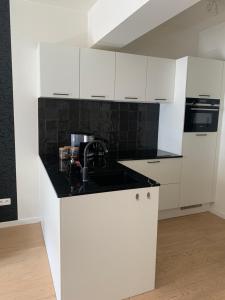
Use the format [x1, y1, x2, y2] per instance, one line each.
[186, 57, 224, 99]
[80, 48, 115, 100]
[39, 43, 80, 98]
[115, 52, 147, 101]
[180, 133, 218, 207]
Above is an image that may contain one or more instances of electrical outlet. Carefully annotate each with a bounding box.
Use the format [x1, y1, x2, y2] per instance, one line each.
[0, 198, 11, 206]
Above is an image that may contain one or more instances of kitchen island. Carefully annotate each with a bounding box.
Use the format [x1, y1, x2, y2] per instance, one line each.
[39, 154, 160, 300]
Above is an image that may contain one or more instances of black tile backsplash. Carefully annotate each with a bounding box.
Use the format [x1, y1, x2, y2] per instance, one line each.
[0, 0, 17, 222]
[38, 98, 160, 156]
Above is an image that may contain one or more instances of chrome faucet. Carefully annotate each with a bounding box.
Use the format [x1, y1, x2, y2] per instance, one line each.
[82, 140, 108, 182]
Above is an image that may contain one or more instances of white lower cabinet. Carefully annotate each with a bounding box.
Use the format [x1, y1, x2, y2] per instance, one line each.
[61, 188, 159, 300]
[180, 132, 218, 207]
[159, 184, 180, 211]
[121, 159, 182, 184]
[40, 160, 159, 300]
[120, 158, 182, 211]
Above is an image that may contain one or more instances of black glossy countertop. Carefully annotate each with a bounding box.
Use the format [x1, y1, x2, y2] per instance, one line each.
[40, 155, 160, 198]
[40, 149, 181, 198]
[112, 149, 182, 161]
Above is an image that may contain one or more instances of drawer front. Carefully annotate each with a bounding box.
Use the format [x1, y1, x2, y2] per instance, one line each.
[120, 158, 182, 184]
[159, 184, 180, 211]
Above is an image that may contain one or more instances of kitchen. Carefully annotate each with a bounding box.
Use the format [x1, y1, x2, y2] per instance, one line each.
[38, 44, 223, 300]
[1, 0, 225, 300]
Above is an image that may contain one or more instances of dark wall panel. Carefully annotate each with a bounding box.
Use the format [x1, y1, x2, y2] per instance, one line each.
[0, 0, 18, 221]
[38, 98, 160, 157]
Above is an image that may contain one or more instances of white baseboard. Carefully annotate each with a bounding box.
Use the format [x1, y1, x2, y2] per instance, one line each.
[0, 217, 41, 229]
[158, 203, 212, 220]
[210, 208, 225, 219]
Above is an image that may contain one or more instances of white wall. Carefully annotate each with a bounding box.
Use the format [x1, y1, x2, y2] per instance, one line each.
[88, 0, 149, 46]
[198, 23, 225, 217]
[10, 0, 88, 220]
[89, 0, 200, 49]
[196, 20, 225, 217]
[122, 0, 225, 59]
[198, 21, 225, 59]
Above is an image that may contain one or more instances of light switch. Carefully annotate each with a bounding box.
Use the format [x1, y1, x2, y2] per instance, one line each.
[0, 198, 11, 206]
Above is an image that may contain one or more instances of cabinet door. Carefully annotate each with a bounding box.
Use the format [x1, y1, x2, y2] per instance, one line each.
[159, 184, 180, 211]
[120, 158, 182, 184]
[80, 48, 115, 100]
[40, 43, 79, 98]
[186, 57, 223, 99]
[146, 57, 176, 103]
[180, 132, 217, 207]
[61, 187, 159, 300]
[115, 52, 147, 101]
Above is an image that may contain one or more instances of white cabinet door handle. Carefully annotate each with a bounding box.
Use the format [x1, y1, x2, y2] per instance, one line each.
[136, 193, 140, 201]
[147, 161, 160, 164]
[91, 95, 106, 98]
[199, 94, 210, 97]
[196, 133, 208, 136]
[125, 96, 138, 100]
[53, 93, 70, 96]
[147, 192, 151, 199]
[191, 108, 219, 112]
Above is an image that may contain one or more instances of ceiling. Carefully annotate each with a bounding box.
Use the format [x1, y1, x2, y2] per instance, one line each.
[28, 0, 97, 12]
[91, 0, 201, 48]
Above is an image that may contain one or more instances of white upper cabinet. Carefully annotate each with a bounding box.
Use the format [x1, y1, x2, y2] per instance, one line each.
[80, 48, 116, 100]
[39, 45, 186, 103]
[39, 43, 79, 98]
[146, 57, 176, 103]
[115, 52, 147, 101]
[186, 57, 224, 99]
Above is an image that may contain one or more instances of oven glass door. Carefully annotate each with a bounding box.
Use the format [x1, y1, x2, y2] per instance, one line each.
[184, 107, 219, 132]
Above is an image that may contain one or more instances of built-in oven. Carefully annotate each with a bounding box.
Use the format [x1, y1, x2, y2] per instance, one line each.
[184, 98, 220, 132]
